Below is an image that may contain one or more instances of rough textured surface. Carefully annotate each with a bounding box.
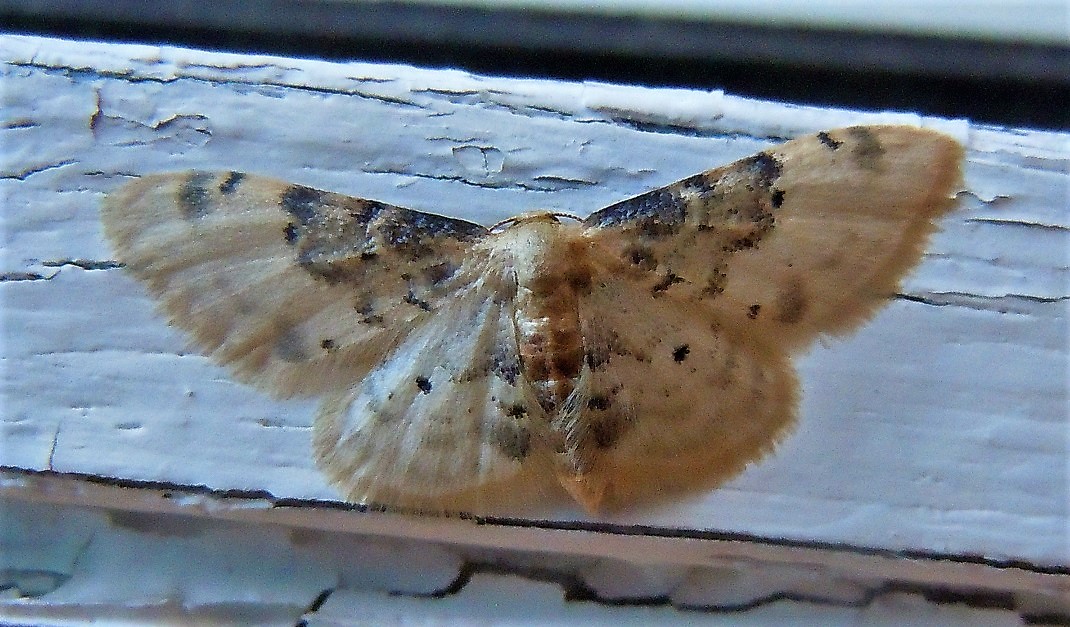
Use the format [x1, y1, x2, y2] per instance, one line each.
[0, 496, 1043, 624]
[0, 34, 1067, 622]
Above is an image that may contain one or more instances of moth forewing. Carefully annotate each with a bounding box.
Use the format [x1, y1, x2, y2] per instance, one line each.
[103, 125, 963, 513]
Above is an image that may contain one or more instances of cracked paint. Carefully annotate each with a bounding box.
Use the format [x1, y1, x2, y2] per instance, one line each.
[0, 159, 78, 181]
[0, 495, 1053, 623]
[0, 36, 1066, 625]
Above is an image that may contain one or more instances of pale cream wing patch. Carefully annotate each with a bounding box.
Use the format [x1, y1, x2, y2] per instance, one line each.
[583, 125, 963, 352]
[559, 278, 797, 510]
[102, 171, 490, 397]
[312, 270, 560, 512]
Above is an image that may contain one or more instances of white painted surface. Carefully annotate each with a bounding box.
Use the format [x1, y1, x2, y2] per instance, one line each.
[311, 577, 1024, 625]
[0, 496, 1034, 624]
[1, 32, 1067, 590]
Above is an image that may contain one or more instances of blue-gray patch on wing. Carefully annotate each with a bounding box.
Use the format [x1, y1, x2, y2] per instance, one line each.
[583, 177, 694, 231]
[584, 152, 784, 232]
[276, 183, 490, 311]
[377, 209, 489, 258]
[281, 185, 330, 225]
[179, 172, 214, 220]
[400, 210, 488, 242]
[743, 153, 783, 189]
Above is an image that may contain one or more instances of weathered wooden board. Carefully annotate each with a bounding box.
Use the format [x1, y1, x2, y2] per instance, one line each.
[1, 34, 1066, 584]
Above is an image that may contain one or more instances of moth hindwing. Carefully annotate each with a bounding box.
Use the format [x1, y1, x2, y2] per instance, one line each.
[102, 125, 963, 513]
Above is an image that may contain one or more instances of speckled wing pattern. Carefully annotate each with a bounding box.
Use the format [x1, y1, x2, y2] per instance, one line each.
[102, 172, 490, 398]
[570, 125, 963, 507]
[104, 171, 557, 510]
[103, 125, 963, 514]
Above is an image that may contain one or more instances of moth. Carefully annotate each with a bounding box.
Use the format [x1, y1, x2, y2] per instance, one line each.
[102, 125, 963, 513]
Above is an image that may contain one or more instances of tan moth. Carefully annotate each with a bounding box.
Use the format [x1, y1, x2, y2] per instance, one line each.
[102, 125, 963, 513]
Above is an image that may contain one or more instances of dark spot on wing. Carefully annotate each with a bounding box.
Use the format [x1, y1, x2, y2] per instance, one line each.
[179, 172, 213, 219]
[218, 171, 244, 195]
[776, 283, 808, 324]
[703, 263, 728, 296]
[283, 223, 299, 244]
[354, 298, 384, 325]
[415, 376, 432, 394]
[652, 271, 684, 293]
[300, 262, 352, 285]
[771, 189, 785, 208]
[404, 289, 432, 311]
[638, 216, 681, 238]
[723, 232, 763, 253]
[590, 416, 624, 449]
[747, 304, 761, 319]
[492, 347, 522, 385]
[274, 327, 308, 363]
[817, 131, 843, 150]
[490, 419, 531, 460]
[585, 338, 615, 370]
[587, 395, 610, 411]
[672, 344, 690, 362]
[505, 403, 528, 418]
[280, 185, 325, 224]
[320, 338, 336, 351]
[846, 126, 885, 170]
[347, 199, 387, 225]
[354, 298, 374, 315]
[625, 246, 658, 271]
[742, 153, 783, 190]
[677, 172, 717, 197]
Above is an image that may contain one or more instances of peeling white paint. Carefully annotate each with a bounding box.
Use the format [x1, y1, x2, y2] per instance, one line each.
[0, 33, 1067, 622]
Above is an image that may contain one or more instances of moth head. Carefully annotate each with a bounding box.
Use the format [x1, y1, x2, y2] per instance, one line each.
[491, 211, 581, 232]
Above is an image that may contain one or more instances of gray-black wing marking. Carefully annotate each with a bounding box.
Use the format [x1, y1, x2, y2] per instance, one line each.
[580, 154, 784, 303]
[278, 180, 490, 302]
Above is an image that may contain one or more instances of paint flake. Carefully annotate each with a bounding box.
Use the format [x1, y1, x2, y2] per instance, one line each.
[101, 126, 963, 513]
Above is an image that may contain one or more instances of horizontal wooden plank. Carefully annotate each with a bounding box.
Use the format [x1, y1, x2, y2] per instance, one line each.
[0, 490, 1042, 624]
[1, 33, 1066, 581]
